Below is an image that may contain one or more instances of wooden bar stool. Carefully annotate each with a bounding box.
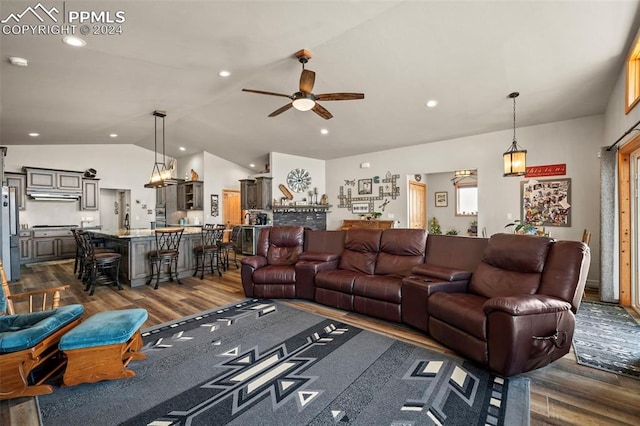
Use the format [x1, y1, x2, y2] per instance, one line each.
[147, 228, 184, 289]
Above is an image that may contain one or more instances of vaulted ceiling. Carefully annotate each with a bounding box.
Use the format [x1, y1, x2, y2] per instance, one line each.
[2, 1, 639, 169]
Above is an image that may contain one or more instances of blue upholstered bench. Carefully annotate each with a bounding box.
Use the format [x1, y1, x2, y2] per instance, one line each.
[59, 308, 148, 386]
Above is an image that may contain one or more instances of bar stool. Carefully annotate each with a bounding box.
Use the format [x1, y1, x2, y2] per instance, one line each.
[192, 224, 224, 279]
[218, 225, 241, 270]
[71, 229, 115, 281]
[78, 231, 122, 296]
[147, 228, 184, 289]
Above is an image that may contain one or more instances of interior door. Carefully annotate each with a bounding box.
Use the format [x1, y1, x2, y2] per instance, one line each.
[223, 189, 241, 227]
[409, 181, 426, 229]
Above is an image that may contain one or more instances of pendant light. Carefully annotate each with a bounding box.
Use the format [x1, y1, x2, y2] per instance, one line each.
[503, 92, 527, 177]
[144, 110, 178, 188]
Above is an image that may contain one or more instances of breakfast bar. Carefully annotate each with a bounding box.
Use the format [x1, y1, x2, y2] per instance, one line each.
[87, 228, 203, 287]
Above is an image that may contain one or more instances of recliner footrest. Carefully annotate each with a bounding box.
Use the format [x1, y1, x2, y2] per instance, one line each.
[59, 308, 148, 386]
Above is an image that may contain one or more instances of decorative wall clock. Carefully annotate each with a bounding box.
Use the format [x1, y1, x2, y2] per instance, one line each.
[287, 168, 312, 193]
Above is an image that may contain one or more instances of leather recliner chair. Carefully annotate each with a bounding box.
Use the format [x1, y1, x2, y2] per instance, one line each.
[241, 226, 304, 298]
[426, 233, 590, 377]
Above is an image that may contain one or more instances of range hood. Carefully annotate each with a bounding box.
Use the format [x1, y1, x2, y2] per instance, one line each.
[28, 192, 80, 201]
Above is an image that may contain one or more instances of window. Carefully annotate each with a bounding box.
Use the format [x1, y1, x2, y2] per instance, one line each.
[455, 183, 477, 216]
[626, 35, 640, 114]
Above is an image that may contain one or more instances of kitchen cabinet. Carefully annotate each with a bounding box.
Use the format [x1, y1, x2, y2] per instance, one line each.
[5, 172, 26, 210]
[180, 181, 203, 210]
[19, 230, 32, 264]
[156, 187, 166, 207]
[31, 228, 76, 261]
[81, 178, 100, 210]
[24, 167, 83, 192]
[240, 177, 272, 210]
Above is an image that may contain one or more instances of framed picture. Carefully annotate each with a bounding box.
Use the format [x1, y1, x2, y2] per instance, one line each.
[358, 178, 373, 195]
[352, 203, 370, 214]
[211, 194, 219, 217]
[520, 178, 571, 226]
[435, 191, 448, 207]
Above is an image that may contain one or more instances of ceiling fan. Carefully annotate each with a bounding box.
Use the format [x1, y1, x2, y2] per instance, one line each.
[242, 49, 364, 120]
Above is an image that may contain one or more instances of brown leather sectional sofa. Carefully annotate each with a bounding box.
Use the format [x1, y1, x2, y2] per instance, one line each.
[241, 226, 590, 376]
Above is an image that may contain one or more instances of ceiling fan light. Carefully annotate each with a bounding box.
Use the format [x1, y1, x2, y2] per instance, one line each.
[292, 97, 315, 111]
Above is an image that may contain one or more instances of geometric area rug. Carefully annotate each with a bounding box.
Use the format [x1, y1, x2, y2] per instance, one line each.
[573, 301, 640, 379]
[38, 299, 530, 425]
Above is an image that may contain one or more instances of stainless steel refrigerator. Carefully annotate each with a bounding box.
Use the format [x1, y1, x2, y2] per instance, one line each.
[1, 186, 20, 281]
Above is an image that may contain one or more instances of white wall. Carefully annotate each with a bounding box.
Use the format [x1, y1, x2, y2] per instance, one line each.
[425, 171, 477, 235]
[5, 144, 158, 229]
[270, 152, 326, 204]
[326, 116, 603, 283]
[202, 151, 253, 225]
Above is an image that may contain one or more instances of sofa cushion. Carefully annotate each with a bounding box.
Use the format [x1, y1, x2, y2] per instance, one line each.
[0, 304, 84, 353]
[59, 308, 147, 350]
[375, 229, 427, 276]
[353, 275, 402, 303]
[266, 226, 304, 266]
[468, 233, 553, 298]
[428, 292, 488, 341]
[315, 269, 361, 293]
[338, 229, 382, 274]
[253, 265, 296, 284]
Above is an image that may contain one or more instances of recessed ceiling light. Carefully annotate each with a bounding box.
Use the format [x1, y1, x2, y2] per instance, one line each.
[320, 128, 329, 135]
[62, 36, 86, 47]
[249, 163, 255, 168]
[109, 133, 118, 138]
[426, 99, 438, 108]
[218, 70, 231, 77]
[179, 146, 186, 151]
[9, 57, 28, 67]
[28, 132, 39, 137]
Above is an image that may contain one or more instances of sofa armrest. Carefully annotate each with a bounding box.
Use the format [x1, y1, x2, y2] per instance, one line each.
[411, 264, 471, 282]
[240, 256, 268, 270]
[299, 252, 340, 262]
[484, 294, 572, 316]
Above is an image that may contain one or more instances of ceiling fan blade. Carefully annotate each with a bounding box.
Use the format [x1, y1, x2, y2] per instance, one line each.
[268, 103, 294, 117]
[242, 89, 293, 99]
[312, 103, 333, 120]
[315, 93, 365, 101]
[299, 69, 316, 93]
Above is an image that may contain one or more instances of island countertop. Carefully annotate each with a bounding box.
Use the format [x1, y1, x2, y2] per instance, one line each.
[91, 227, 203, 239]
[85, 228, 204, 287]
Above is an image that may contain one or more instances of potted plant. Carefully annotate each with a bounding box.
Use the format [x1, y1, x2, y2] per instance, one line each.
[446, 228, 459, 235]
[505, 219, 537, 235]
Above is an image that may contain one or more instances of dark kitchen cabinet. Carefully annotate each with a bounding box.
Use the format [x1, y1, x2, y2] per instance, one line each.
[5, 172, 26, 210]
[240, 177, 272, 210]
[81, 178, 100, 210]
[181, 181, 203, 210]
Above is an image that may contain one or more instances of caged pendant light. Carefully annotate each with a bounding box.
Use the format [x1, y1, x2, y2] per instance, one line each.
[144, 110, 178, 188]
[503, 92, 527, 177]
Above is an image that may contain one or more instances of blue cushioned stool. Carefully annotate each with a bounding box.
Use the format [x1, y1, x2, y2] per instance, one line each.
[59, 308, 148, 386]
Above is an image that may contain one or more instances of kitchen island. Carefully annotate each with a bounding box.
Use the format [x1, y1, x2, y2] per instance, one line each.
[87, 227, 203, 287]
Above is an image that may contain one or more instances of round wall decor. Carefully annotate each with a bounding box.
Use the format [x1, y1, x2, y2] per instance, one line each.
[287, 168, 312, 193]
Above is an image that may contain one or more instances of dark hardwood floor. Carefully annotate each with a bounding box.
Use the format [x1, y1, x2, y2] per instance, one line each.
[2, 259, 640, 425]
